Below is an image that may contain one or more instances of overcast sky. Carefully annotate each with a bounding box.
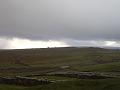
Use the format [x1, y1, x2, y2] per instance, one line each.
[0, 0, 120, 49]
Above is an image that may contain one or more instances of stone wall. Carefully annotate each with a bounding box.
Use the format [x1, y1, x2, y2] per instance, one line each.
[48, 72, 113, 79]
[0, 76, 52, 86]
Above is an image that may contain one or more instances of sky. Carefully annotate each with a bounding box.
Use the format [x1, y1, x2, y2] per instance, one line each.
[0, 0, 120, 49]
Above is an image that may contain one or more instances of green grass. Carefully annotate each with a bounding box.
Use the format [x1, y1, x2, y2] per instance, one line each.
[0, 47, 120, 89]
[31, 79, 120, 90]
[0, 84, 27, 90]
[0, 78, 120, 90]
[0, 47, 120, 76]
[72, 62, 120, 72]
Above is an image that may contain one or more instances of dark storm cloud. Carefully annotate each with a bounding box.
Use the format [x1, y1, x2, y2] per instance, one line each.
[0, 0, 120, 41]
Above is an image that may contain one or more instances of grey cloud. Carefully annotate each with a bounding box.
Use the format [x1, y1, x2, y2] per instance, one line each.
[0, 0, 120, 41]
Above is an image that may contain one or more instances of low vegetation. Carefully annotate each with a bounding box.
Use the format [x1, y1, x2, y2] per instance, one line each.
[0, 47, 120, 90]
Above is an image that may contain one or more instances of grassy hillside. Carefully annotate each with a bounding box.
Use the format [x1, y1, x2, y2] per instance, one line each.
[0, 48, 120, 72]
[0, 47, 120, 90]
[0, 47, 120, 76]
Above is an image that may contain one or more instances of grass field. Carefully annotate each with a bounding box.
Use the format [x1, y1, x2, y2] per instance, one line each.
[0, 79, 120, 90]
[0, 47, 120, 89]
